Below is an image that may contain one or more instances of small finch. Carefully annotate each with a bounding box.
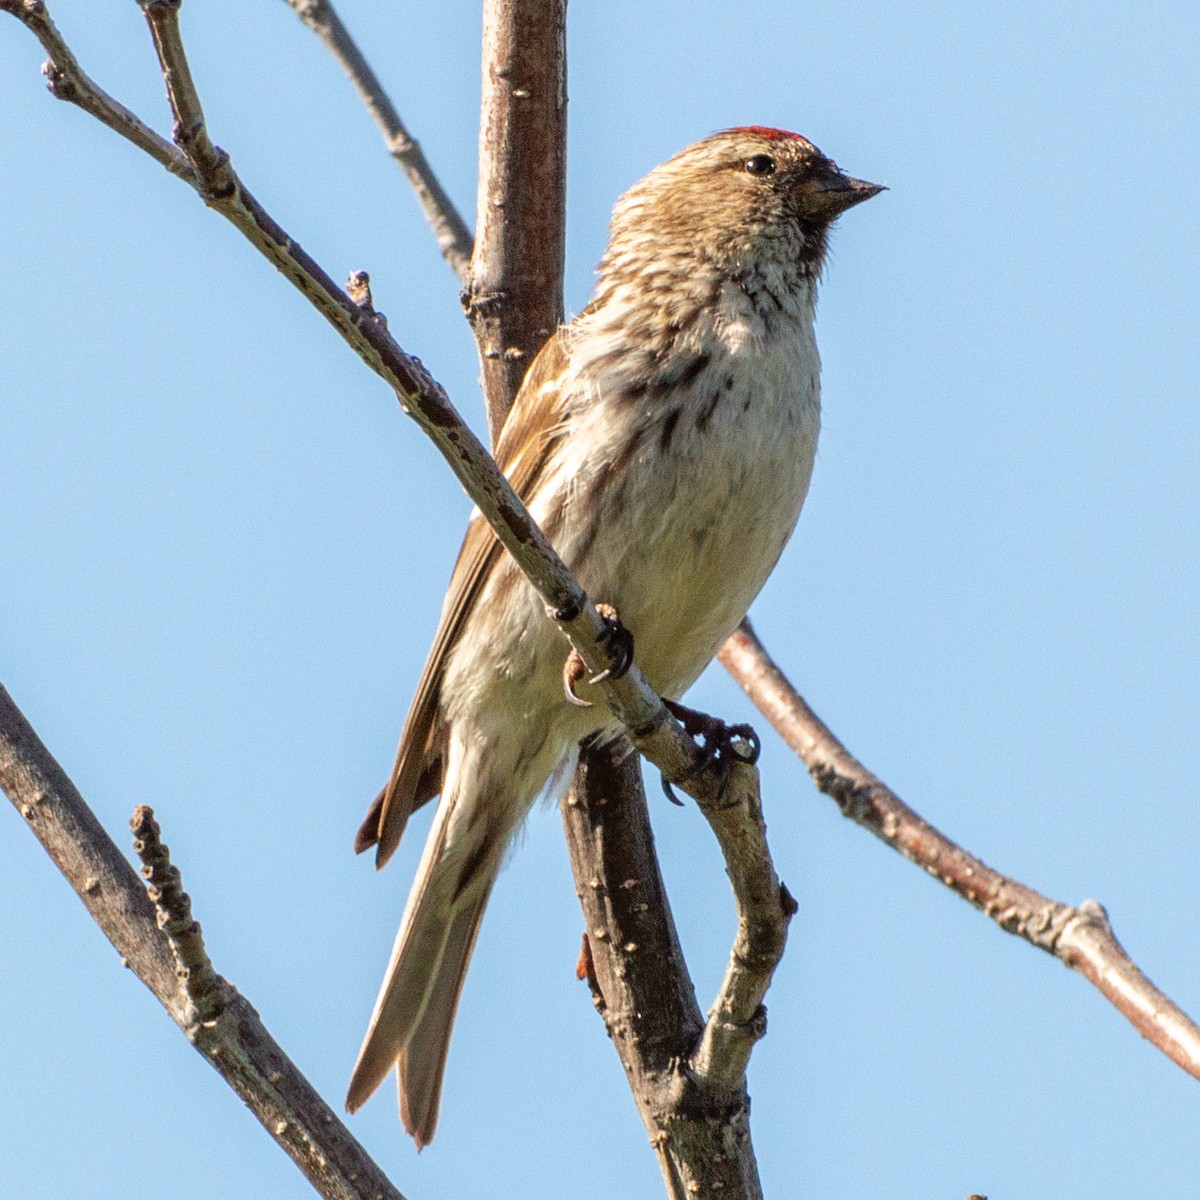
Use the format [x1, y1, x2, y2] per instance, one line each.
[347, 127, 881, 1144]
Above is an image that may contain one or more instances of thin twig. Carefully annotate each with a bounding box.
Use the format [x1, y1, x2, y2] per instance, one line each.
[718, 619, 1200, 1081]
[6, 0, 738, 849]
[135, 0, 726, 804]
[0, 687, 406, 1200]
[0, 0, 192, 180]
[282, 0, 474, 283]
[689, 761, 795, 1093]
[131, 805, 226, 1023]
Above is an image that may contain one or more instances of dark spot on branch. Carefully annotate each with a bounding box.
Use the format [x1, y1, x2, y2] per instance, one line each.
[551, 597, 584, 622]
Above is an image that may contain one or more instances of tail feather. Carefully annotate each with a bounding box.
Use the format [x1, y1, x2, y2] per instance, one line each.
[397, 891, 490, 1148]
[346, 795, 461, 1113]
[346, 768, 502, 1132]
[350, 728, 553, 1142]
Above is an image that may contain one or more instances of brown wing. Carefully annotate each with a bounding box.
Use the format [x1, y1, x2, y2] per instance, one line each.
[356, 332, 572, 866]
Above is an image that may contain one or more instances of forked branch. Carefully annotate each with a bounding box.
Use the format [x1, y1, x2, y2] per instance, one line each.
[0, 687, 405, 1200]
[719, 619, 1200, 1081]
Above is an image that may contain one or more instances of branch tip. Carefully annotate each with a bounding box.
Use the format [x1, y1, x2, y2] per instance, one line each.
[130, 805, 225, 1021]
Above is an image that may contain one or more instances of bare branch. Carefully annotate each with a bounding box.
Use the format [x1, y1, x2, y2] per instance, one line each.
[0, 687, 405, 1200]
[719, 619, 1200, 1081]
[0, 0, 192, 180]
[562, 747, 767, 1200]
[689, 762, 795, 1094]
[282, 0, 474, 283]
[468, 0, 567, 438]
[131, 805, 226, 1023]
[133, 0, 724, 802]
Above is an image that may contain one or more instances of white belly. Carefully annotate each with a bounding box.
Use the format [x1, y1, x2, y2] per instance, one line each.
[443, 282, 821, 748]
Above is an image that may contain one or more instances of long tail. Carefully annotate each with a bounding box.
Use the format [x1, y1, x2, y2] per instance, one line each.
[346, 779, 499, 1147]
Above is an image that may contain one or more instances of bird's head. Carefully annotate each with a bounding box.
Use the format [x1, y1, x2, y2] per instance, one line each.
[604, 127, 883, 282]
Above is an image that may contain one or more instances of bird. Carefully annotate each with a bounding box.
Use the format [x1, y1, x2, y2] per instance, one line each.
[347, 126, 882, 1146]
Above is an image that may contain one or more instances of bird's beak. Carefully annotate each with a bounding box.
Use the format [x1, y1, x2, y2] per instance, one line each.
[804, 172, 886, 220]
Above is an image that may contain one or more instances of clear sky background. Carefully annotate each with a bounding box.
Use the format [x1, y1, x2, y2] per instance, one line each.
[2, 2, 1198, 1197]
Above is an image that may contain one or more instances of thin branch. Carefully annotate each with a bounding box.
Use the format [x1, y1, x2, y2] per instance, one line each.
[467, 0, 567, 438]
[0, 0, 192, 180]
[0, 687, 405, 1200]
[718, 619, 1200, 1081]
[132, 0, 724, 801]
[689, 762, 795, 1094]
[5, 0, 740, 860]
[282, 0, 474, 283]
[1, 0, 728, 875]
[131, 805, 225, 1023]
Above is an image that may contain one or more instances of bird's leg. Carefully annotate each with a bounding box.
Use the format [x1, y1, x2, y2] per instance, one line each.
[660, 699, 761, 806]
[562, 602, 635, 707]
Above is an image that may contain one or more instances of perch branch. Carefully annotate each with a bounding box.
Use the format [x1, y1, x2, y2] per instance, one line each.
[689, 761, 795, 1095]
[718, 619, 1200, 1081]
[4, 0, 755, 903]
[133, 0, 729, 802]
[282, 0, 473, 283]
[0, 687, 405, 1200]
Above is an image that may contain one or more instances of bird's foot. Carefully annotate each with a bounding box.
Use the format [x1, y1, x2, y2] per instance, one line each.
[660, 699, 761, 806]
[562, 603, 635, 707]
[589, 603, 634, 683]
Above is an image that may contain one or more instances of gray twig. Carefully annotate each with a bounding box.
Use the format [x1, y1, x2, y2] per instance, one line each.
[131, 806, 226, 1024]
[1, 0, 191, 179]
[282, 0, 474, 283]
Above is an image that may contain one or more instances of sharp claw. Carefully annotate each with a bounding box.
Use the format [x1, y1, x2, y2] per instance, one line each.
[562, 652, 594, 708]
[594, 602, 634, 681]
[660, 774, 687, 806]
[560, 603, 636, 707]
[725, 723, 762, 765]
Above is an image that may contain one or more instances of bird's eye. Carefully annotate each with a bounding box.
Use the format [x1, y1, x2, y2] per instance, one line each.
[744, 154, 776, 176]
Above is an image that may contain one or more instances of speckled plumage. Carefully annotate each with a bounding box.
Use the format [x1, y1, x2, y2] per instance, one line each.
[347, 128, 882, 1145]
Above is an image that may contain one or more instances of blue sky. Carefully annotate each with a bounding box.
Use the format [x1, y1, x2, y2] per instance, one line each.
[2, 1, 1198, 1197]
